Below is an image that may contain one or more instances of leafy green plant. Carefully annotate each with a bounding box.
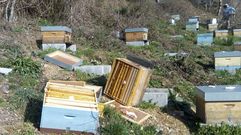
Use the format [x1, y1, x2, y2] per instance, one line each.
[38, 18, 52, 26]
[138, 101, 156, 109]
[196, 123, 241, 135]
[37, 48, 57, 58]
[9, 57, 42, 77]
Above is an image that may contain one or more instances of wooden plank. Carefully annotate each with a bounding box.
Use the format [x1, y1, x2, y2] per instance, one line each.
[49, 80, 86, 86]
[119, 64, 132, 102]
[104, 59, 118, 94]
[46, 91, 95, 102]
[106, 101, 151, 124]
[122, 67, 136, 103]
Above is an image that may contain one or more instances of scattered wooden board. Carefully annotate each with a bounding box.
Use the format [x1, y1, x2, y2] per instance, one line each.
[105, 100, 151, 124]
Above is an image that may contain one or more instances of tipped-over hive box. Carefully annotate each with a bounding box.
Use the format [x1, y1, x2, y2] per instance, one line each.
[41, 26, 72, 43]
[40, 80, 102, 134]
[104, 58, 152, 106]
[44, 51, 83, 70]
[196, 85, 241, 124]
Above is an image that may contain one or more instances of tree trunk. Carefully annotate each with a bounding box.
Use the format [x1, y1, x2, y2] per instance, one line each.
[9, 0, 16, 22]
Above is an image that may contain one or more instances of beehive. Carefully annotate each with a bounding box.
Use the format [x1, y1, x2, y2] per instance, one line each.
[186, 22, 199, 31]
[196, 85, 241, 124]
[197, 33, 213, 46]
[233, 29, 241, 37]
[44, 51, 83, 70]
[214, 51, 241, 71]
[234, 42, 241, 51]
[124, 28, 148, 42]
[207, 24, 218, 31]
[41, 26, 72, 43]
[215, 30, 229, 39]
[104, 58, 152, 106]
[40, 81, 102, 134]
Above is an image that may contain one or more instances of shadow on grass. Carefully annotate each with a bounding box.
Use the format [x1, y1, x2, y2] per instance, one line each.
[24, 97, 43, 129]
[162, 99, 201, 133]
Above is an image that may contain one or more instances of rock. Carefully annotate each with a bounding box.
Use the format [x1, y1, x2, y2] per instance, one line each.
[0, 81, 9, 94]
[0, 127, 8, 135]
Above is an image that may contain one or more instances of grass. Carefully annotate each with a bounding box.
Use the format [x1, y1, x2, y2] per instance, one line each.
[100, 106, 159, 135]
[138, 101, 156, 109]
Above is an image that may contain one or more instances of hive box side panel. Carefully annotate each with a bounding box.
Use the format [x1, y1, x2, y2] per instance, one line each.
[125, 32, 148, 41]
[215, 57, 241, 66]
[42, 31, 66, 43]
[129, 69, 152, 106]
[205, 102, 241, 124]
[196, 96, 206, 123]
[40, 106, 99, 134]
[44, 56, 73, 70]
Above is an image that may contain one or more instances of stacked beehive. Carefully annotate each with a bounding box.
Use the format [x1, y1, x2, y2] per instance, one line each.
[41, 26, 72, 51]
[186, 16, 199, 31]
[124, 28, 149, 46]
[207, 18, 218, 31]
[40, 80, 102, 134]
[104, 58, 152, 106]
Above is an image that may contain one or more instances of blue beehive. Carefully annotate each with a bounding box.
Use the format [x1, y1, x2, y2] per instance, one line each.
[197, 33, 213, 46]
[40, 81, 102, 134]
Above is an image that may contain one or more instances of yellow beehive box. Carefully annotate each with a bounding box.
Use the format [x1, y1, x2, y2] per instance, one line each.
[233, 29, 241, 37]
[215, 30, 229, 39]
[104, 58, 152, 106]
[41, 26, 72, 43]
[124, 28, 148, 42]
[196, 85, 241, 124]
[207, 24, 218, 31]
[214, 51, 241, 71]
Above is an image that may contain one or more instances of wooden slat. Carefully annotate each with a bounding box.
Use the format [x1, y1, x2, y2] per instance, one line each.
[119, 64, 132, 102]
[114, 63, 128, 99]
[122, 66, 135, 103]
[46, 91, 95, 102]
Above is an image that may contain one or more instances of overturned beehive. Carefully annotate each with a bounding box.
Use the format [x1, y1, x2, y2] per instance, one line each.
[104, 58, 152, 106]
[40, 80, 102, 134]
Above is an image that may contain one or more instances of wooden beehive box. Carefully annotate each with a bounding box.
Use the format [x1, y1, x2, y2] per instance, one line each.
[104, 58, 152, 106]
[214, 51, 241, 71]
[207, 24, 218, 32]
[215, 30, 229, 39]
[197, 33, 213, 46]
[124, 28, 148, 42]
[40, 81, 102, 134]
[233, 29, 241, 37]
[234, 42, 241, 51]
[41, 26, 72, 43]
[196, 85, 241, 124]
[44, 51, 83, 70]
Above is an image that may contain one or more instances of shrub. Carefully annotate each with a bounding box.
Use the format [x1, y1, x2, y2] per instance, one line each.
[196, 123, 241, 135]
[9, 57, 42, 77]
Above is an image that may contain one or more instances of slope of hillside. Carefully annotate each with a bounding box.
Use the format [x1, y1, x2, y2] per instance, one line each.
[0, 0, 241, 134]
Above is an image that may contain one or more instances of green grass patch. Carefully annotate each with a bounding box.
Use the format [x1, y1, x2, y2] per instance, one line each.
[138, 101, 156, 109]
[100, 106, 158, 135]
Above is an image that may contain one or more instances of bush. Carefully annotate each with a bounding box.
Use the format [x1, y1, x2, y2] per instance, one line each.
[196, 123, 241, 135]
[8, 57, 42, 77]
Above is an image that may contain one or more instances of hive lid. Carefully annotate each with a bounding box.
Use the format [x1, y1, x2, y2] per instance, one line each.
[197, 33, 213, 37]
[215, 30, 228, 33]
[41, 26, 72, 33]
[124, 28, 148, 33]
[214, 51, 241, 58]
[196, 85, 241, 101]
[233, 29, 241, 32]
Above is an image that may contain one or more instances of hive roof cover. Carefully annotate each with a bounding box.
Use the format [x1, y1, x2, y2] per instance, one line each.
[124, 28, 148, 33]
[196, 85, 241, 101]
[41, 26, 72, 33]
[197, 33, 213, 37]
[214, 51, 241, 58]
